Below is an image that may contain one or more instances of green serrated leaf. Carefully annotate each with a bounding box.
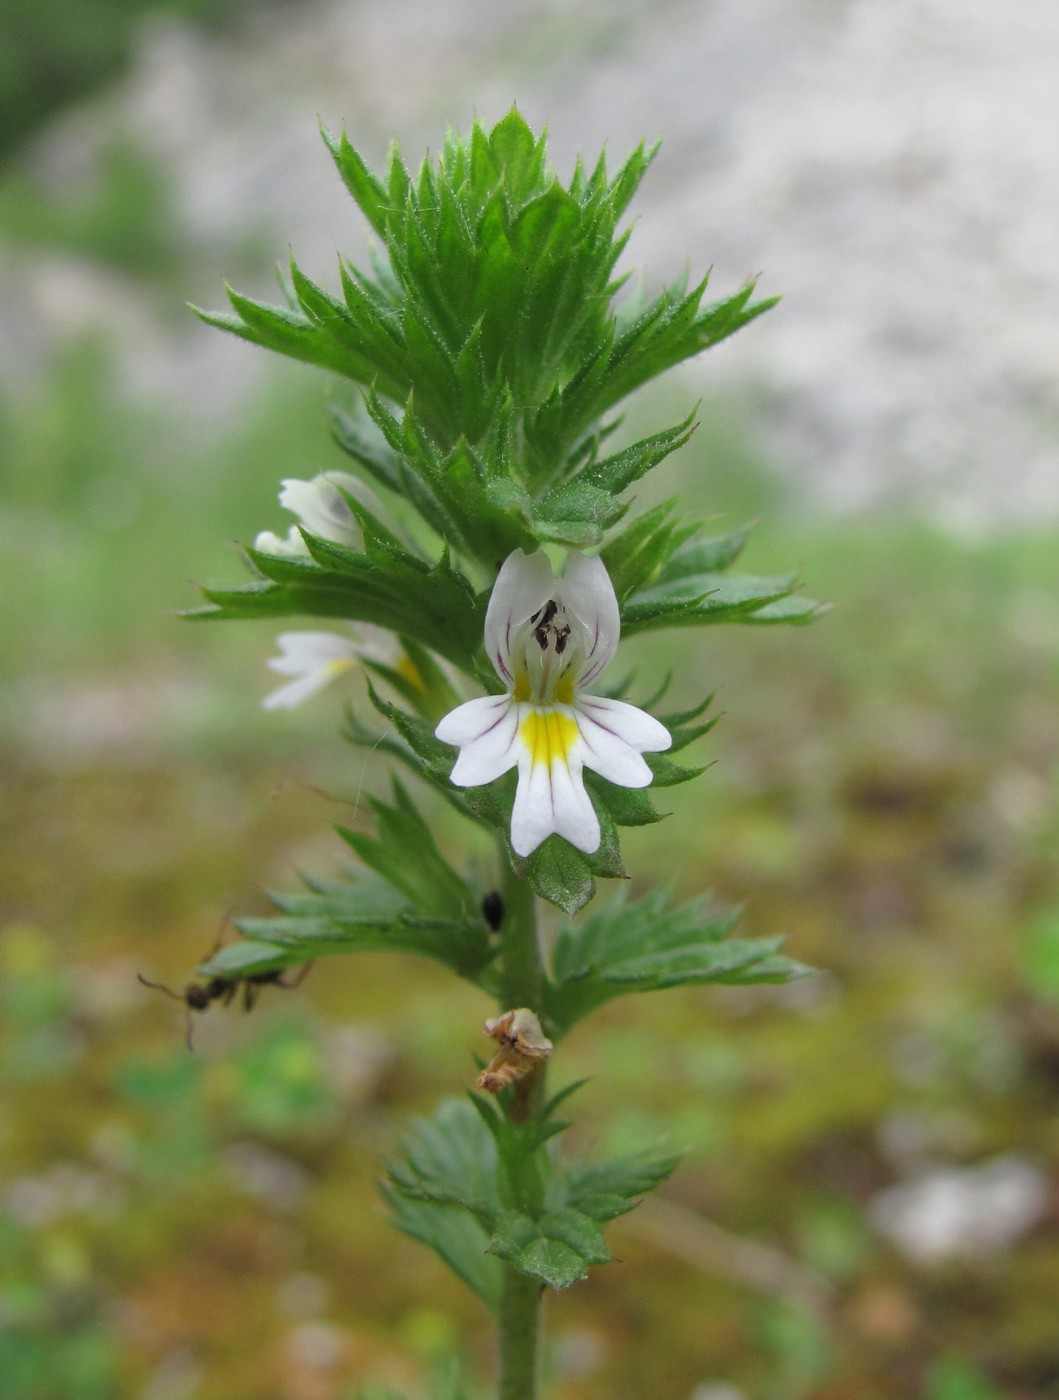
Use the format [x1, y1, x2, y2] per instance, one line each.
[487, 1207, 611, 1290]
[544, 889, 809, 1036]
[600, 498, 682, 600]
[574, 409, 697, 496]
[337, 779, 478, 922]
[644, 753, 708, 787]
[383, 1188, 501, 1311]
[623, 570, 796, 626]
[387, 1098, 501, 1220]
[323, 123, 391, 238]
[520, 837, 596, 917]
[192, 540, 482, 666]
[585, 773, 664, 826]
[660, 524, 752, 577]
[210, 862, 494, 987]
[329, 399, 405, 494]
[656, 693, 720, 754]
[550, 1148, 681, 1221]
[744, 595, 826, 624]
[531, 477, 623, 545]
[195, 937, 310, 980]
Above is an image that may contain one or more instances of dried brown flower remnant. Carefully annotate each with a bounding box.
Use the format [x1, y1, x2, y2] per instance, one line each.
[476, 1007, 553, 1093]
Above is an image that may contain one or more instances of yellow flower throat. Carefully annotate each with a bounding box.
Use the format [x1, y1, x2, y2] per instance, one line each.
[519, 708, 578, 769]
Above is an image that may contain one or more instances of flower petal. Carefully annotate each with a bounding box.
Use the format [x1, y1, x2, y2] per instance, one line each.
[278, 471, 379, 546]
[266, 631, 361, 676]
[437, 696, 522, 786]
[262, 670, 343, 709]
[510, 719, 599, 857]
[253, 526, 310, 558]
[560, 552, 620, 687]
[547, 753, 600, 854]
[262, 632, 360, 709]
[510, 751, 599, 857]
[436, 693, 509, 745]
[576, 717, 654, 787]
[577, 695, 672, 753]
[483, 549, 555, 686]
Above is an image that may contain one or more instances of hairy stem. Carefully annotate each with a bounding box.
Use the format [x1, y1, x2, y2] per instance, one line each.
[496, 849, 543, 1399]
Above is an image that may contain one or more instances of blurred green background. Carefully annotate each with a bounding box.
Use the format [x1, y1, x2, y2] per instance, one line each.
[2, 3, 1058, 1399]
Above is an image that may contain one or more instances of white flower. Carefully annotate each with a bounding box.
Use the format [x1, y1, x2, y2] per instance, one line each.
[254, 471, 380, 557]
[262, 631, 364, 709]
[435, 548, 671, 858]
[262, 623, 412, 709]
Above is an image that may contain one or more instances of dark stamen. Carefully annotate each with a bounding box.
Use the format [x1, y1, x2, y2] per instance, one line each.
[534, 599, 559, 649]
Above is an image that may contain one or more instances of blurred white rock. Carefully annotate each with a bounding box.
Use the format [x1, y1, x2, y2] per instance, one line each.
[870, 1153, 1049, 1263]
[690, 1384, 747, 1400]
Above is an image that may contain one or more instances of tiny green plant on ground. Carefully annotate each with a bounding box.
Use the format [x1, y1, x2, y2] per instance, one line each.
[187, 109, 817, 1399]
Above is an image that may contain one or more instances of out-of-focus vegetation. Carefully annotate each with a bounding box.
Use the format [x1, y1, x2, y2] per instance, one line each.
[2, 29, 1057, 1397]
[0, 137, 186, 276]
[0, 0, 258, 159]
[0, 338, 325, 685]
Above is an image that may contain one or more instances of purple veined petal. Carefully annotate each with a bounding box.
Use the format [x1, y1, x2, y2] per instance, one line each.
[510, 752, 557, 857]
[560, 552, 620, 688]
[483, 549, 555, 686]
[442, 698, 522, 787]
[546, 750, 601, 853]
[451, 737, 520, 788]
[509, 722, 599, 857]
[436, 694, 510, 745]
[576, 694, 672, 754]
[575, 707, 656, 787]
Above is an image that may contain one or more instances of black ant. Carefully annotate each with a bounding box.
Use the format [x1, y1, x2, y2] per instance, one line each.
[137, 950, 313, 1050]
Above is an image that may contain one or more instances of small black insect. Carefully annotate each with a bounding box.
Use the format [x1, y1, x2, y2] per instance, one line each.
[138, 956, 312, 1050]
[481, 891, 504, 932]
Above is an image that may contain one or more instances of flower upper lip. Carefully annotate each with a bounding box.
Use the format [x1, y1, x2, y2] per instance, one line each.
[485, 548, 620, 705]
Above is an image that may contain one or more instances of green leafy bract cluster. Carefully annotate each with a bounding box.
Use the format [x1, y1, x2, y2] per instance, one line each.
[193, 106, 819, 610]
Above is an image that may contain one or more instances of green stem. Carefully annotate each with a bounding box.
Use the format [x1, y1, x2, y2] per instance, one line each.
[498, 855, 541, 1011]
[496, 848, 543, 1399]
[499, 1267, 542, 1400]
